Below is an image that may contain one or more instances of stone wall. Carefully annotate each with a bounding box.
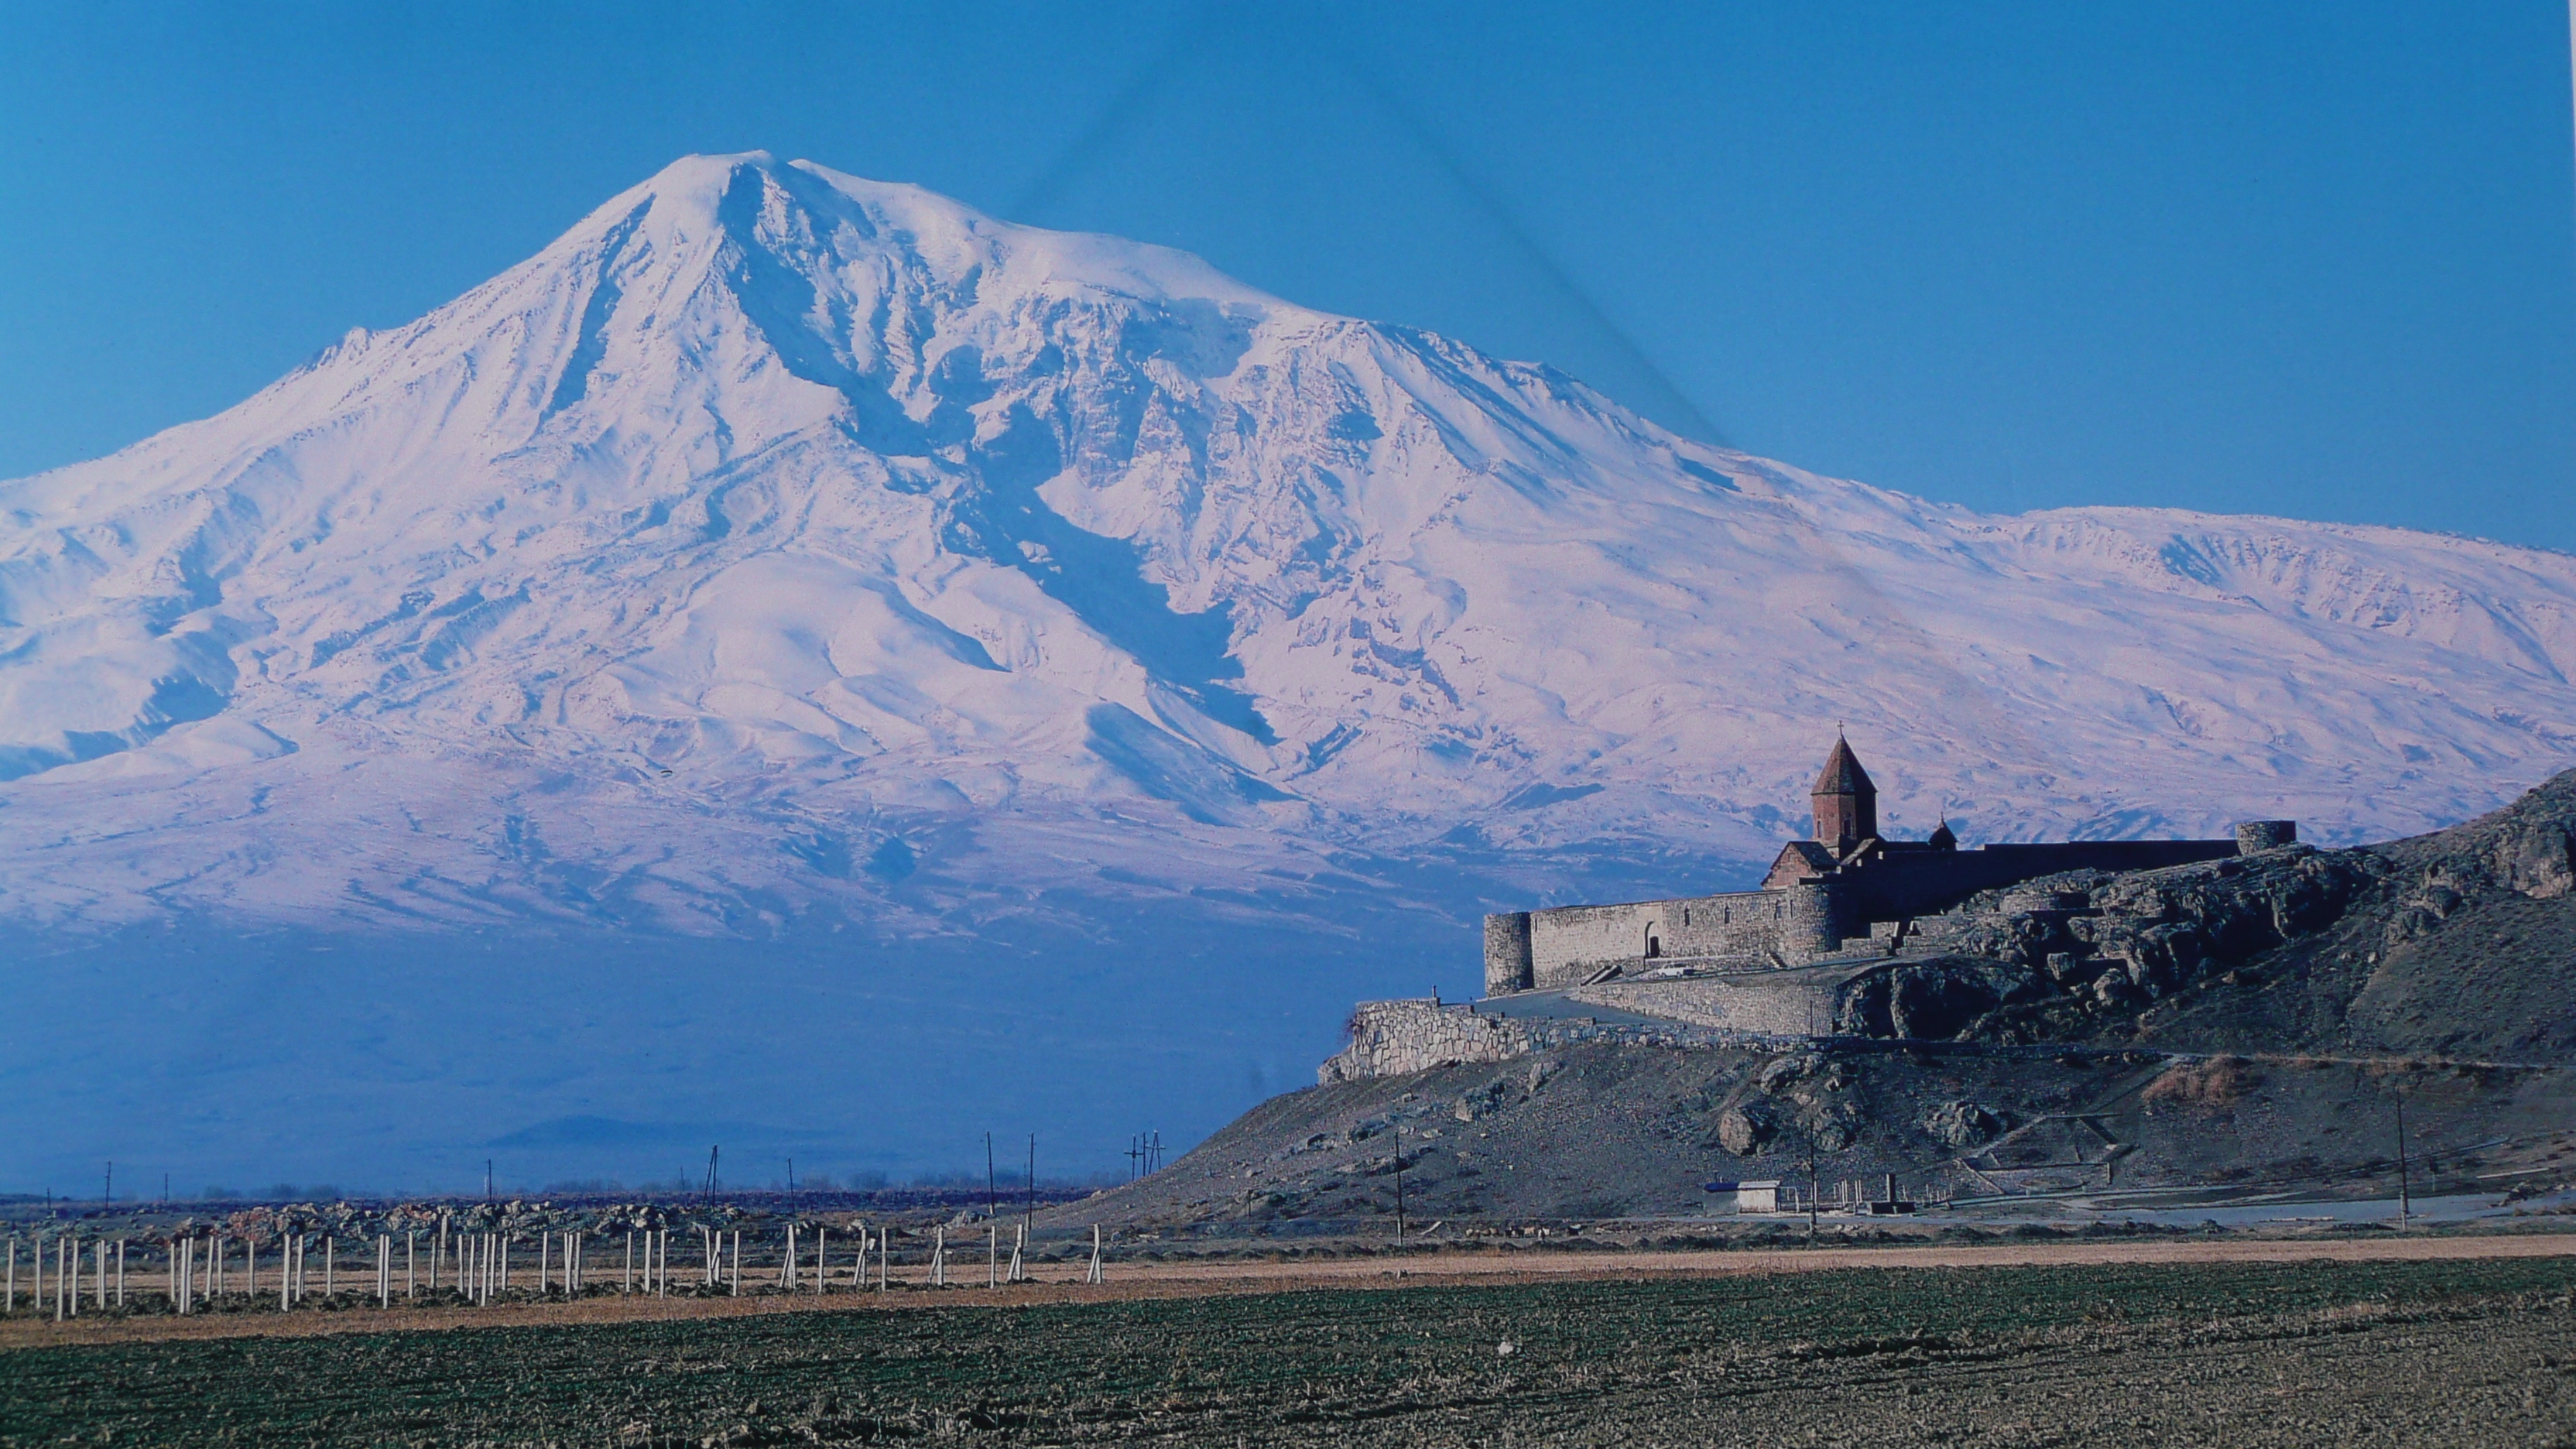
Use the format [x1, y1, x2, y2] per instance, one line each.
[1317, 998, 1807, 1083]
[1482, 913, 1535, 994]
[1516, 888, 1805, 989]
[1319, 1000, 1530, 1083]
[1842, 841, 2239, 922]
[1567, 963, 1872, 1036]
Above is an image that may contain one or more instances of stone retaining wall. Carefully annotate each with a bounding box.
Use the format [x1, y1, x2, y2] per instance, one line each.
[1317, 999, 1803, 1083]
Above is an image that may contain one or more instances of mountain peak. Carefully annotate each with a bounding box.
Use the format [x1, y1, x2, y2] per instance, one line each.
[1, 158, 2571, 937]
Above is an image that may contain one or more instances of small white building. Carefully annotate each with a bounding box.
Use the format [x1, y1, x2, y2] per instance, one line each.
[1704, 1179, 1784, 1214]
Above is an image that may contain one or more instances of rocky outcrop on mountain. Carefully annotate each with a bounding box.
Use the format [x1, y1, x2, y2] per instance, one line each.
[1828, 769, 2576, 1060]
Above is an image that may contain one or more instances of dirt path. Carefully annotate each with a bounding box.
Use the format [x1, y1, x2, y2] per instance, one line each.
[9, 1225, 2573, 1352]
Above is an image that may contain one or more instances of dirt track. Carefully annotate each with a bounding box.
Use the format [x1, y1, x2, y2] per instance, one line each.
[9, 1225, 2572, 1351]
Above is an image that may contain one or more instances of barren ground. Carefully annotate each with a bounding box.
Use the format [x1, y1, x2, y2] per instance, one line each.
[7, 1244, 2576, 1447]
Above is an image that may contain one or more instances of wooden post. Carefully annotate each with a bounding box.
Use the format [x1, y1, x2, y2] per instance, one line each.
[987, 1225, 996, 1289]
[817, 1228, 827, 1295]
[324, 1237, 334, 1300]
[1087, 1225, 1102, 1285]
[246, 1239, 256, 1303]
[1008, 1225, 1023, 1284]
[931, 1226, 944, 1287]
[2395, 1091, 2413, 1232]
[5, 1237, 13, 1313]
[624, 1231, 633, 1293]
[406, 1231, 416, 1300]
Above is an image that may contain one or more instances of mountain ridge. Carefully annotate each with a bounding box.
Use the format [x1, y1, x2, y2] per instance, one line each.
[2, 150, 2572, 942]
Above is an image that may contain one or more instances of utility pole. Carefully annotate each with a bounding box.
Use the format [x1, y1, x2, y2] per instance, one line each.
[1394, 1125, 1406, 1246]
[102, 1163, 111, 1210]
[485, 1160, 493, 1202]
[706, 1146, 720, 1202]
[1025, 1135, 1036, 1244]
[985, 1133, 996, 1227]
[2394, 1090, 2412, 1232]
[1804, 1153, 1818, 1245]
[787, 1157, 795, 1194]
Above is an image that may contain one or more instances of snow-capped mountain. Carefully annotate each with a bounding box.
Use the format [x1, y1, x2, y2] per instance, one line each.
[4, 152, 2573, 1187]
[4, 152, 2570, 937]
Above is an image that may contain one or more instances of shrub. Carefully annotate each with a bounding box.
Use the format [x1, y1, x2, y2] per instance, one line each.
[2143, 1054, 2258, 1112]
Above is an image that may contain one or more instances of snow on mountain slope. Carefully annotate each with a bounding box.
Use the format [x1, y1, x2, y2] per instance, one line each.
[3, 151, 2573, 937]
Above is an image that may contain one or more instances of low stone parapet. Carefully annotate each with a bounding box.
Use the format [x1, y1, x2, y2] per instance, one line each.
[1318, 999, 1529, 1083]
[1317, 997, 1808, 1083]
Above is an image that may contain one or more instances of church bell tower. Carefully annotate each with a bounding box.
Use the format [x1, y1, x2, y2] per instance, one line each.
[1810, 731, 1878, 855]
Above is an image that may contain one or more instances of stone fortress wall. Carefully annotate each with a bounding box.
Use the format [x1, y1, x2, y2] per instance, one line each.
[1356, 735, 2311, 1086]
[1329, 727, 2297, 1077]
[1486, 883, 1849, 994]
[1482, 733, 2290, 997]
[1318, 997, 1811, 1084]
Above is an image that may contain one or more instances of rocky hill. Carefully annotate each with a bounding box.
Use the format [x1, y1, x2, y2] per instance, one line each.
[1824, 767, 2576, 1062]
[1060, 772, 2576, 1228]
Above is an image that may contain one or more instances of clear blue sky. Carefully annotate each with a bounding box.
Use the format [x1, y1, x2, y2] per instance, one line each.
[4, 1, 2572, 549]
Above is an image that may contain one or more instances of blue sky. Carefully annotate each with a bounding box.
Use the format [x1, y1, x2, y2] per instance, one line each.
[3, 0, 2572, 549]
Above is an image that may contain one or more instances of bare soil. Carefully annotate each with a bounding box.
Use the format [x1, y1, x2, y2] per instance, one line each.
[5, 1249, 2574, 1446]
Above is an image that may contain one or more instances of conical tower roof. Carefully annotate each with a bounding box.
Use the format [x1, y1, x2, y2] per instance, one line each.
[1811, 733, 1875, 796]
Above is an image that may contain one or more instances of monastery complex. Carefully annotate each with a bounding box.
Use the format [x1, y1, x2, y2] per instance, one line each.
[1484, 735, 2294, 995]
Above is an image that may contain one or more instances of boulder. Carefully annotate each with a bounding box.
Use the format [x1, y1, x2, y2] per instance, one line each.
[1714, 1105, 1773, 1155]
[1921, 1101, 2003, 1148]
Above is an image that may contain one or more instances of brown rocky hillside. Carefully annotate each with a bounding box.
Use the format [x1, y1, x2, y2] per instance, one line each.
[1053, 769, 2576, 1231]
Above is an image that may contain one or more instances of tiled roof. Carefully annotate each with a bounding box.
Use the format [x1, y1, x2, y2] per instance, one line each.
[1810, 735, 1875, 796]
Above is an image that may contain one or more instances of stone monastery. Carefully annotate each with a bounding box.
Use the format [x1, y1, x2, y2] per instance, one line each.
[1482, 734, 2296, 996]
